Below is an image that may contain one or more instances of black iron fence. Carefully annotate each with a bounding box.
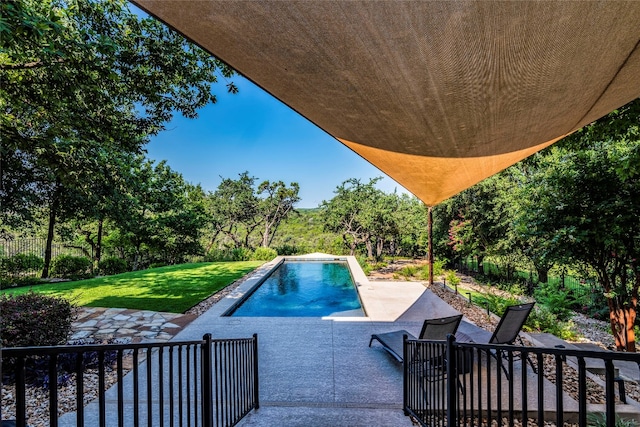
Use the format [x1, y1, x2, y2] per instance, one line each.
[404, 335, 640, 427]
[0, 238, 94, 280]
[1, 333, 259, 427]
[458, 257, 596, 304]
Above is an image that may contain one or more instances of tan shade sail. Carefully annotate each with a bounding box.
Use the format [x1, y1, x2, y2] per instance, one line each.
[133, 0, 640, 206]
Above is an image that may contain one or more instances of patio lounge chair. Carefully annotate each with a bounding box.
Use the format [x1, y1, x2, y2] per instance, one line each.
[460, 302, 536, 378]
[369, 314, 463, 363]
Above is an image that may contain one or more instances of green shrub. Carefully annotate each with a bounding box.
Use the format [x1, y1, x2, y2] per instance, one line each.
[50, 254, 92, 279]
[400, 265, 418, 278]
[3, 253, 44, 275]
[534, 281, 575, 322]
[357, 256, 373, 275]
[0, 291, 76, 347]
[252, 247, 278, 261]
[0, 276, 43, 290]
[588, 412, 638, 427]
[444, 270, 461, 287]
[476, 291, 521, 317]
[98, 257, 129, 275]
[525, 305, 578, 340]
[419, 259, 446, 280]
[274, 244, 300, 256]
[148, 262, 167, 269]
[231, 247, 253, 261]
[205, 249, 231, 262]
[205, 247, 254, 262]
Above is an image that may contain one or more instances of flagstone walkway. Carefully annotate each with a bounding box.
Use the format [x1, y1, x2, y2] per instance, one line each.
[70, 306, 197, 343]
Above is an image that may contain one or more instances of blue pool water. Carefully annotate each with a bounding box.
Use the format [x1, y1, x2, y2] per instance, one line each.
[228, 261, 364, 317]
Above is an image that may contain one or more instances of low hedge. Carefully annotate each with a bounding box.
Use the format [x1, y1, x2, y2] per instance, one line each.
[0, 291, 76, 347]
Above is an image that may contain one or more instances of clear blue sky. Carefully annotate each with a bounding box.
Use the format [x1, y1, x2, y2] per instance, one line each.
[145, 76, 409, 208]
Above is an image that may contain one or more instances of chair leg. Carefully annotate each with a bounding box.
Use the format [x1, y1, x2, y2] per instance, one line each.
[526, 353, 537, 373]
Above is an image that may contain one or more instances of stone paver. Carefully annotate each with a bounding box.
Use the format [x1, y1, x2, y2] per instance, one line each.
[70, 307, 196, 343]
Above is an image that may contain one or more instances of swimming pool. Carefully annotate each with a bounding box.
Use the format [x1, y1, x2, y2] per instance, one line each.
[227, 260, 365, 317]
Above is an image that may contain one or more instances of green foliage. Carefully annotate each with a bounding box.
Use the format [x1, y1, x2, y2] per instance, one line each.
[445, 270, 461, 287]
[0, 275, 42, 290]
[525, 305, 578, 340]
[534, 281, 575, 322]
[98, 257, 129, 276]
[205, 248, 254, 262]
[251, 247, 277, 261]
[357, 256, 373, 275]
[2, 253, 44, 275]
[0, 291, 76, 347]
[476, 291, 521, 317]
[50, 254, 92, 279]
[587, 412, 638, 427]
[274, 244, 301, 256]
[419, 259, 446, 280]
[400, 265, 418, 279]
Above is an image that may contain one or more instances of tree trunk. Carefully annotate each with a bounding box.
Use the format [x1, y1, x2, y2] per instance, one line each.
[376, 238, 384, 261]
[41, 182, 61, 279]
[261, 224, 271, 247]
[536, 266, 549, 284]
[477, 255, 485, 275]
[609, 306, 637, 352]
[41, 202, 57, 278]
[96, 218, 103, 263]
[365, 240, 374, 260]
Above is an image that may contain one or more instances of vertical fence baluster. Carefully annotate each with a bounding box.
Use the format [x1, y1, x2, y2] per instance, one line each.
[487, 348, 492, 425]
[98, 351, 106, 427]
[521, 352, 528, 427]
[496, 349, 503, 427]
[226, 340, 232, 427]
[133, 348, 140, 427]
[201, 334, 213, 427]
[578, 357, 587, 427]
[147, 349, 153, 427]
[537, 353, 544, 426]
[170, 346, 175, 427]
[186, 345, 192, 427]
[159, 346, 165, 426]
[555, 354, 563, 426]
[253, 334, 259, 410]
[117, 349, 124, 427]
[232, 340, 237, 422]
[469, 347, 475, 426]
[193, 343, 199, 427]
[214, 340, 221, 427]
[76, 350, 85, 427]
[178, 345, 184, 427]
[508, 351, 514, 426]
[49, 354, 58, 427]
[477, 348, 483, 425]
[605, 359, 616, 427]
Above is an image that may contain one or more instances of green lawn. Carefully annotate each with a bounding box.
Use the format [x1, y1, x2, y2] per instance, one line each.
[0, 261, 263, 313]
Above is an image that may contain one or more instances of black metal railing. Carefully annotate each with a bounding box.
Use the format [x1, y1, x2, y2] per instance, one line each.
[404, 335, 640, 427]
[1, 333, 259, 427]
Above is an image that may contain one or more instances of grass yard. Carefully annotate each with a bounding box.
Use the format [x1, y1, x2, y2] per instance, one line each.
[0, 261, 263, 313]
